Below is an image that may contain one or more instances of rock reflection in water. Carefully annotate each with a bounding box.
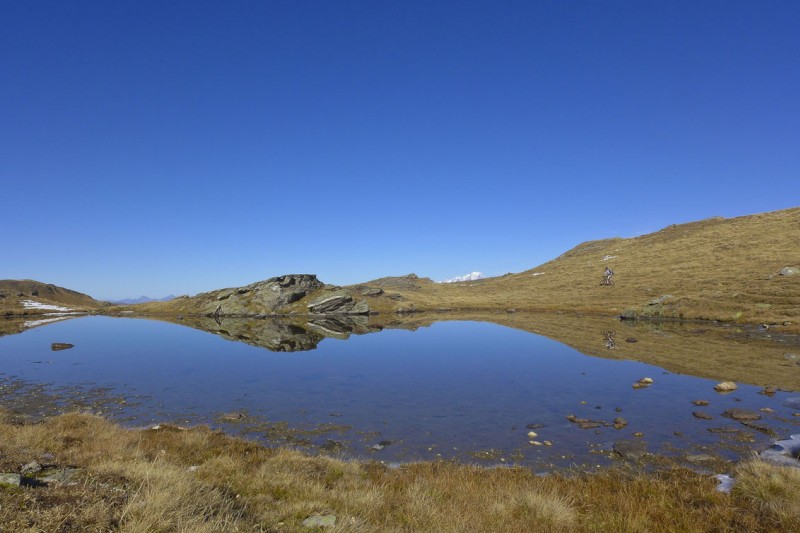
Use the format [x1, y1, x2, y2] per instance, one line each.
[160, 315, 384, 352]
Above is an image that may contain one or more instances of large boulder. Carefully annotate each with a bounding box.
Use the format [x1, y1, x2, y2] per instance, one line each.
[208, 274, 323, 315]
[307, 291, 370, 315]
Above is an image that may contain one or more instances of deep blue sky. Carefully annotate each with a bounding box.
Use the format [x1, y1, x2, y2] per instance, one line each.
[2, 1, 799, 300]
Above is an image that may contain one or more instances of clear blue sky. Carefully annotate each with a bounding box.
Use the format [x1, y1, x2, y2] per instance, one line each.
[2, 1, 799, 300]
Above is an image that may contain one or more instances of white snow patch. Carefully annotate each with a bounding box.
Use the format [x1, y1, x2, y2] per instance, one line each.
[602, 255, 617, 261]
[531, 272, 545, 276]
[20, 300, 73, 312]
[23, 316, 71, 328]
[713, 474, 735, 493]
[440, 272, 485, 284]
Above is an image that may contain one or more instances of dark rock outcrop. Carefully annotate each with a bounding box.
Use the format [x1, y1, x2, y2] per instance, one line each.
[206, 274, 324, 316]
[307, 291, 371, 315]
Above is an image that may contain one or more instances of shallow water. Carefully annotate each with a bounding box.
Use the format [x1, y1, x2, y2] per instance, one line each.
[1, 316, 798, 470]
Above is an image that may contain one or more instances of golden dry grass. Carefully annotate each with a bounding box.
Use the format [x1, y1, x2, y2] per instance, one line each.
[132, 207, 800, 330]
[0, 279, 105, 316]
[356, 207, 800, 329]
[1, 411, 799, 532]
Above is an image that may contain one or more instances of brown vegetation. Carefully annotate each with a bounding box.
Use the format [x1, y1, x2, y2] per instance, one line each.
[1, 411, 798, 532]
[129, 207, 800, 330]
[354, 207, 800, 329]
[0, 279, 105, 316]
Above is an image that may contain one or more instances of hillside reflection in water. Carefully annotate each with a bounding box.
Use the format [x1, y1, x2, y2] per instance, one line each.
[1, 314, 798, 470]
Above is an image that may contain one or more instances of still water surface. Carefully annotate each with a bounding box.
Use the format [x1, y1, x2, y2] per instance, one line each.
[1, 316, 797, 470]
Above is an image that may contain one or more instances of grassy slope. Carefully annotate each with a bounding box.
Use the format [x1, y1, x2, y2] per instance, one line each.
[356, 207, 800, 328]
[0, 279, 105, 315]
[106, 207, 800, 329]
[1, 411, 799, 532]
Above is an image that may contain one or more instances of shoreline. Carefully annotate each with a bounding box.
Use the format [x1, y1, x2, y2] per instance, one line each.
[1, 409, 799, 531]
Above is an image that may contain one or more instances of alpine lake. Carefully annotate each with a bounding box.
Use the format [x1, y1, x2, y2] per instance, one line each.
[2, 312, 800, 473]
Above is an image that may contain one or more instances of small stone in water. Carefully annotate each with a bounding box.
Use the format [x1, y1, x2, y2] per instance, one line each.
[527, 431, 538, 438]
[693, 400, 710, 406]
[714, 381, 738, 392]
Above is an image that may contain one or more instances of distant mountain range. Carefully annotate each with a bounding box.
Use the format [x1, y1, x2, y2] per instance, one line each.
[111, 295, 176, 305]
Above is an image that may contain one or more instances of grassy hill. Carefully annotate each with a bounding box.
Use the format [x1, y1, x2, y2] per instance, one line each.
[0, 279, 105, 315]
[352, 207, 800, 328]
[117, 207, 800, 328]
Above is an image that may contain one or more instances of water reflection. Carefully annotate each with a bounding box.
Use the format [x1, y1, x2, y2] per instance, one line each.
[152, 312, 800, 392]
[157, 314, 385, 352]
[1, 313, 799, 471]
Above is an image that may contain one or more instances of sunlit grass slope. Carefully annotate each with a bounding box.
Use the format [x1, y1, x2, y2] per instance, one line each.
[359, 207, 800, 327]
[0, 279, 105, 315]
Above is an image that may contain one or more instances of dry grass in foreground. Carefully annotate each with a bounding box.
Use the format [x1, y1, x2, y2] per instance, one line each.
[1, 412, 799, 532]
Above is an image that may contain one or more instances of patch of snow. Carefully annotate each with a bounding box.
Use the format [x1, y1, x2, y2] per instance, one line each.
[440, 272, 485, 284]
[23, 316, 70, 328]
[20, 300, 73, 312]
[759, 434, 800, 468]
[602, 255, 617, 261]
[713, 474, 735, 493]
[531, 272, 545, 276]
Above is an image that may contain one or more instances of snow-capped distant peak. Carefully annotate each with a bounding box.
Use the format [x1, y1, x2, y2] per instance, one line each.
[440, 272, 485, 283]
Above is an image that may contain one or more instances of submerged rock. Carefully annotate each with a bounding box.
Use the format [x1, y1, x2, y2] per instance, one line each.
[722, 409, 761, 422]
[613, 440, 648, 460]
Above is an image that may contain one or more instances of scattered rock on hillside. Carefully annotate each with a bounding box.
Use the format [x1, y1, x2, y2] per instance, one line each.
[355, 286, 383, 297]
[38, 467, 82, 485]
[779, 267, 799, 276]
[21, 461, 42, 475]
[302, 514, 336, 528]
[0, 473, 21, 487]
[394, 303, 417, 315]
